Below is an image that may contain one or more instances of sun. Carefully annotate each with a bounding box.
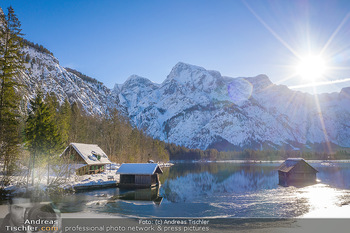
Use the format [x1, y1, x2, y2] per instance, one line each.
[296, 55, 327, 82]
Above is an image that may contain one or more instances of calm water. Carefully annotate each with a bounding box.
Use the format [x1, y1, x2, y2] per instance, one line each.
[53, 162, 350, 218]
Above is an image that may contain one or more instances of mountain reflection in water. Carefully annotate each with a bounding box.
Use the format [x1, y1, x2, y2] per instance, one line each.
[52, 162, 350, 218]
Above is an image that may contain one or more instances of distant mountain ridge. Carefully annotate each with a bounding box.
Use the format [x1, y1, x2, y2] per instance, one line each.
[18, 43, 350, 151]
[112, 62, 350, 151]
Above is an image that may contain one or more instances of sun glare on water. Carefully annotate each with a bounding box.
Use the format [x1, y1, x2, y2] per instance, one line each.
[296, 55, 327, 82]
[299, 184, 350, 218]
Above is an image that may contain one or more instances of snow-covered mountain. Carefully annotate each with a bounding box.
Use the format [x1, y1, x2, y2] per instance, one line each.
[19, 44, 350, 151]
[18, 45, 120, 115]
[113, 62, 350, 151]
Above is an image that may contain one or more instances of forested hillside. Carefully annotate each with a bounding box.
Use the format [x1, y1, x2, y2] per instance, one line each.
[0, 6, 169, 190]
[45, 94, 170, 163]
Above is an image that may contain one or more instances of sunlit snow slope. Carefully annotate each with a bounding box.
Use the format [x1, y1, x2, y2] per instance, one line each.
[19, 44, 350, 151]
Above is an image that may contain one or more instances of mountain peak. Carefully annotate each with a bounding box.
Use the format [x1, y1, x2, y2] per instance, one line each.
[244, 74, 273, 91]
[164, 62, 207, 84]
[123, 75, 155, 88]
[125, 74, 148, 82]
[173, 62, 205, 71]
[120, 75, 159, 96]
[163, 62, 224, 89]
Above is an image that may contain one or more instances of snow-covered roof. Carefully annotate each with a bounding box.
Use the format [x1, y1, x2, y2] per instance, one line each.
[285, 158, 303, 167]
[68, 143, 111, 165]
[117, 163, 163, 175]
[278, 158, 317, 173]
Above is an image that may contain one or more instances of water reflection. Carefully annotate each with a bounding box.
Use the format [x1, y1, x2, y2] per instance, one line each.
[48, 162, 350, 218]
[316, 163, 350, 189]
[161, 163, 277, 202]
[54, 188, 119, 213]
[112, 187, 163, 205]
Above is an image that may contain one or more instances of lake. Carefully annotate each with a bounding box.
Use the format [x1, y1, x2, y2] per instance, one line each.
[52, 161, 350, 218]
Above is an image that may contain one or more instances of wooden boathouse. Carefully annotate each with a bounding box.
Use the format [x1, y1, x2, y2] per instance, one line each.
[61, 143, 112, 175]
[117, 163, 163, 189]
[278, 158, 318, 186]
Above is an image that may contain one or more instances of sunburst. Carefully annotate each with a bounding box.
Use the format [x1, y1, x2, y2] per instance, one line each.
[295, 55, 327, 82]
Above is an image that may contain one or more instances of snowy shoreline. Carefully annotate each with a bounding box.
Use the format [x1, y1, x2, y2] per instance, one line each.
[3, 162, 174, 195]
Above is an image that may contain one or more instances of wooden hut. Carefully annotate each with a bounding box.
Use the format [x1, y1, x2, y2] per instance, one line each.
[61, 143, 111, 175]
[117, 163, 163, 189]
[278, 158, 318, 186]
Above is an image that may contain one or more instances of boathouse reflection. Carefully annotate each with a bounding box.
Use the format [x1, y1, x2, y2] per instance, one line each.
[112, 187, 163, 205]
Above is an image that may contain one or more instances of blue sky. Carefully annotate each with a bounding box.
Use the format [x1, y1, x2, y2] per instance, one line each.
[2, 0, 350, 93]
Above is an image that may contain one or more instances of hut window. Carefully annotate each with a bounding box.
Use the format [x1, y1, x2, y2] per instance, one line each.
[88, 155, 97, 161]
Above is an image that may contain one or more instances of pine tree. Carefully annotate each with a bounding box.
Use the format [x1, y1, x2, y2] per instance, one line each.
[101, 109, 118, 158]
[69, 102, 84, 143]
[57, 98, 71, 145]
[0, 6, 24, 187]
[25, 91, 63, 186]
